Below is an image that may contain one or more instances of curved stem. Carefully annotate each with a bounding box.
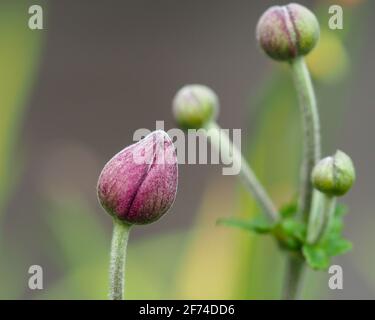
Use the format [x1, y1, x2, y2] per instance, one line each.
[109, 219, 131, 300]
[282, 57, 321, 300]
[291, 57, 321, 220]
[282, 255, 305, 300]
[306, 190, 325, 243]
[307, 192, 337, 244]
[205, 121, 279, 222]
[316, 195, 337, 243]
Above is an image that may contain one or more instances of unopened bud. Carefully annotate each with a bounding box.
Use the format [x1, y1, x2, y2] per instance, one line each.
[311, 150, 355, 197]
[97, 130, 178, 225]
[172, 84, 219, 129]
[256, 3, 320, 61]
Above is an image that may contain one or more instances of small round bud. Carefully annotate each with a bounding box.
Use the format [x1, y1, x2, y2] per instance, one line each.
[256, 3, 320, 61]
[311, 150, 355, 197]
[172, 84, 219, 129]
[97, 130, 178, 225]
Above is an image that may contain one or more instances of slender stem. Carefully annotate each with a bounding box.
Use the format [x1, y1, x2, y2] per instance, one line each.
[306, 190, 325, 244]
[205, 121, 278, 222]
[282, 255, 305, 300]
[109, 219, 131, 300]
[316, 195, 337, 243]
[291, 57, 321, 220]
[307, 192, 337, 244]
[282, 57, 321, 300]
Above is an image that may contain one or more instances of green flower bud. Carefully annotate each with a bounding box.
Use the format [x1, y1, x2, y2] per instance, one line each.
[311, 150, 355, 197]
[172, 84, 219, 129]
[256, 3, 320, 61]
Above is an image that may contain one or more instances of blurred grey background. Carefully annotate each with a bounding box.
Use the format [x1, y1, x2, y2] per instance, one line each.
[2, 0, 374, 299]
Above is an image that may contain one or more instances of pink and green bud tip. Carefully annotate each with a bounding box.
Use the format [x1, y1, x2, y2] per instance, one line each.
[311, 150, 355, 197]
[256, 3, 320, 61]
[97, 130, 178, 225]
[173, 84, 219, 129]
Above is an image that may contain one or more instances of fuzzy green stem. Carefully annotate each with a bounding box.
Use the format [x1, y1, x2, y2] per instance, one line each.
[283, 57, 321, 300]
[291, 57, 321, 220]
[282, 255, 305, 300]
[306, 190, 325, 243]
[307, 192, 337, 244]
[205, 121, 278, 222]
[109, 219, 131, 300]
[317, 195, 337, 243]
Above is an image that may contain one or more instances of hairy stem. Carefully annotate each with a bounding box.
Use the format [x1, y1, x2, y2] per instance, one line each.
[306, 190, 325, 243]
[291, 57, 321, 220]
[316, 195, 337, 243]
[282, 255, 305, 300]
[283, 57, 321, 300]
[205, 121, 278, 222]
[109, 219, 131, 300]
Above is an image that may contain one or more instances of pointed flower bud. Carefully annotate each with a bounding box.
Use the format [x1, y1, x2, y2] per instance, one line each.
[97, 130, 178, 225]
[256, 3, 320, 61]
[311, 150, 355, 197]
[173, 84, 219, 129]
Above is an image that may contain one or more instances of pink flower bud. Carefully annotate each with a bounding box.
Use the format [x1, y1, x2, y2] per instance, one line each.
[97, 130, 178, 225]
[256, 3, 320, 61]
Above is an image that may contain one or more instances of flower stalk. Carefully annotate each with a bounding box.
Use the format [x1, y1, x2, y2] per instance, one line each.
[291, 57, 321, 220]
[317, 195, 337, 242]
[282, 255, 305, 300]
[282, 56, 321, 300]
[109, 220, 131, 300]
[306, 190, 325, 244]
[205, 121, 279, 223]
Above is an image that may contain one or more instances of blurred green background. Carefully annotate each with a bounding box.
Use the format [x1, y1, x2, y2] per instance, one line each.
[0, 0, 374, 299]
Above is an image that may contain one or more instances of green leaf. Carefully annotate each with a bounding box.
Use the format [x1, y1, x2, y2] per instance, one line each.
[334, 203, 348, 217]
[323, 236, 353, 257]
[279, 201, 298, 218]
[277, 236, 301, 251]
[273, 218, 306, 251]
[280, 218, 306, 242]
[302, 244, 330, 270]
[328, 203, 348, 236]
[217, 215, 274, 234]
[330, 216, 344, 235]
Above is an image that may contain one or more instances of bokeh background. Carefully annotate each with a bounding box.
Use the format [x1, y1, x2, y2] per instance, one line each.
[0, 0, 374, 299]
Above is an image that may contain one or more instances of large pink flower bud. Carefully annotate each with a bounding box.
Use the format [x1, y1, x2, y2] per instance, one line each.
[97, 130, 178, 225]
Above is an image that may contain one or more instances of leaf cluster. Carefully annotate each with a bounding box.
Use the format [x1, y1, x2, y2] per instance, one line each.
[217, 202, 351, 270]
